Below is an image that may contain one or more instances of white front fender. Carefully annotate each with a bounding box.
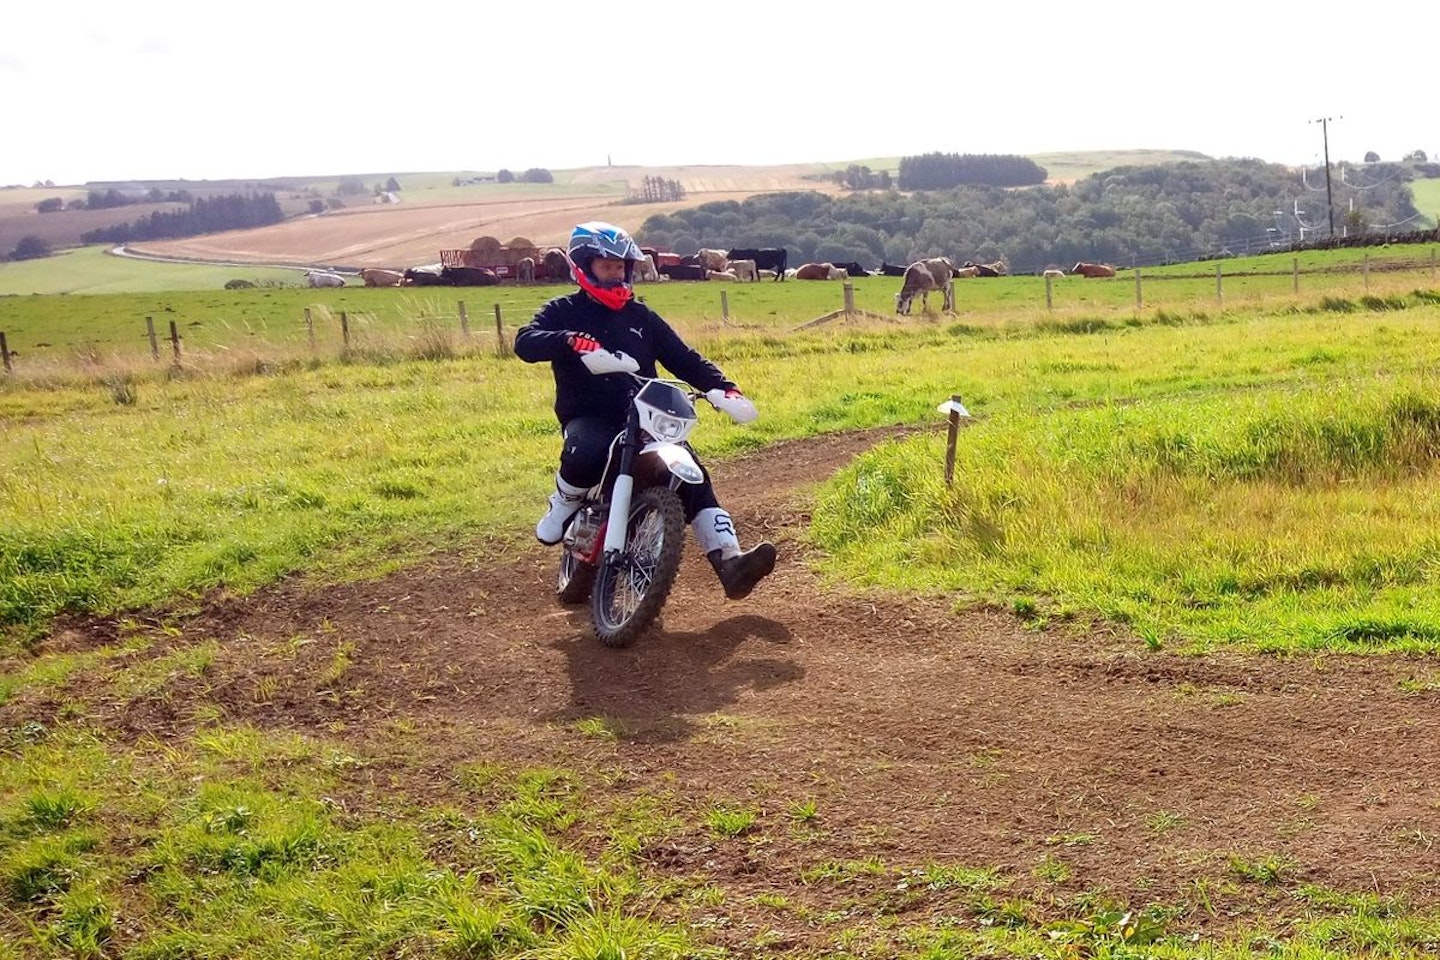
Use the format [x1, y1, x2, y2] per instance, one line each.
[642, 441, 703, 485]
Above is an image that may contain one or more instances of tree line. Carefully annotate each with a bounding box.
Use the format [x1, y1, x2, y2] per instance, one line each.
[80, 193, 285, 245]
[896, 152, 1048, 189]
[635, 158, 1426, 275]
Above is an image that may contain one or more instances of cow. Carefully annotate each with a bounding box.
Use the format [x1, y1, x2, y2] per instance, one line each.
[728, 258, 757, 282]
[965, 261, 1001, 278]
[697, 248, 730, 273]
[441, 266, 501, 286]
[829, 261, 869, 278]
[659, 263, 707, 281]
[360, 268, 404, 287]
[516, 256, 536, 282]
[705, 269, 738, 281]
[756, 268, 777, 280]
[795, 262, 843, 280]
[634, 254, 659, 282]
[895, 258, 956, 315]
[402, 264, 447, 286]
[542, 248, 570, 281]
[953, 265, 980, 279]
[1042, 268, 1066, 279]
[1072, 261, 1117, 278]
[726, 247, 788, 280]
[879, 262, 910, 277]
[305, 269, 345, 288]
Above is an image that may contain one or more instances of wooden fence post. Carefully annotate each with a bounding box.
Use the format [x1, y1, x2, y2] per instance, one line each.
[721, 290, 730, 324]
[459, 300, 470, 338]
[146, 316, 159, 360]
[304, 308, 315, 353]
[493, 304, 509, 356]
[1215, 262, 1223, 304]
[1134, 268, 1143, 309]
[1045, 274, 1054, 311]
[944, 394, 963, 487]
[341, 311, 350, 349]
[168, 320, 182, 365]
[0, 332, 11, 375]
[1432, 248, 1437, 282]
[1363, 253, 1370, 291]
[842, 282, 855, 316]
[1293, 258, 1300, 295]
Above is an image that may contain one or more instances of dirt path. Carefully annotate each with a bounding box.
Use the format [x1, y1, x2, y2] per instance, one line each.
[27, 425, 1440, 946]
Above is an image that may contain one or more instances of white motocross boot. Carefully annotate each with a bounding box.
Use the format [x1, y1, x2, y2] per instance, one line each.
[535, 476, 588, 545]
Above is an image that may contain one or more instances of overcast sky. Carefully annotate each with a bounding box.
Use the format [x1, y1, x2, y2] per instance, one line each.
[4, 1, 1434, 186]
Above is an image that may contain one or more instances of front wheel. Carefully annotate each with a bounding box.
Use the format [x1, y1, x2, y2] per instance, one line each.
[590, 487, 686, 647]
[557, 550, 595, 605]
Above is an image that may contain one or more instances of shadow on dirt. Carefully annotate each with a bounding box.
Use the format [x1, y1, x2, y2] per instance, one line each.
[545, 614, 800, 741]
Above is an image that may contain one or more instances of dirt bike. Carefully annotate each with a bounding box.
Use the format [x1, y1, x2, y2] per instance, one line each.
[554, 351, 750, 647]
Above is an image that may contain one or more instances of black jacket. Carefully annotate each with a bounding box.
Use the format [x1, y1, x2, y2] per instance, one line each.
[515, 292, 735, 425]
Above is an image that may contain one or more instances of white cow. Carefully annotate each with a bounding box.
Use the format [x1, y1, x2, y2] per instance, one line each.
[729, 258, 758, 282]
[305, 270, 346, 288]
[634, 254, 659, 282]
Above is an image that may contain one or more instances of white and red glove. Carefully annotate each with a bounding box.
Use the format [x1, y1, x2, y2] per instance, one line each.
[705, 387, 759, 424]
[568, 333, 600, 354]
[566, 332, 637, 374]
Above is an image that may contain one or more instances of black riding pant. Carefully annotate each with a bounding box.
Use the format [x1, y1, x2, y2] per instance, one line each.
[557, 416, 719, 521]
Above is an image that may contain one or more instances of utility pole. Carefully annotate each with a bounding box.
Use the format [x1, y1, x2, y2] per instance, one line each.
[1311, 116, 1341, 237]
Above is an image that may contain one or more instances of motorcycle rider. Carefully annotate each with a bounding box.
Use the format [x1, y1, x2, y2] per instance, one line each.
[514, 221, 777, 601]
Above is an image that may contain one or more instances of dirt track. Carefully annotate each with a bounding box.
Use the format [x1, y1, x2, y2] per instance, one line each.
[25, 425, 1440, 947]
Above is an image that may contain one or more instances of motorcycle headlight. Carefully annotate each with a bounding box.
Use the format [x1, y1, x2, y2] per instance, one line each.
[649, 413, 687, 441]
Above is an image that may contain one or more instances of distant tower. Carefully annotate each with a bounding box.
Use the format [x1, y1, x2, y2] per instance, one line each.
[607, 154, 612, 167]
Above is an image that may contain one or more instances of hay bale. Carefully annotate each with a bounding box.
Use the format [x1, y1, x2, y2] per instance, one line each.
[470, 235, 502, 253]
[507, 236, 533, 251]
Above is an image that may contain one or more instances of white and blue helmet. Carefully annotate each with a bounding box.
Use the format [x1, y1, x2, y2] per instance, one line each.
[567, 221, 644, 310]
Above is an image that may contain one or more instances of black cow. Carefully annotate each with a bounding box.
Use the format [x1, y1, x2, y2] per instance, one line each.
[441, 266, 501, 286]
[402, 265, 447, 286]
[829, 261, 869, 278]
[879, 262, 909, 277]
[726, 247, 787, 281]
[964, 261, 1001, 278]
[659, 264, 707, 281]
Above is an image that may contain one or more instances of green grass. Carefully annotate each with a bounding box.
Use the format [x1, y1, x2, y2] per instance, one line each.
[6, 244, 1440, 955]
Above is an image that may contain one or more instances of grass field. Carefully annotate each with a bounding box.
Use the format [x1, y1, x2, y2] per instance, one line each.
[6, 243, 1440, 957]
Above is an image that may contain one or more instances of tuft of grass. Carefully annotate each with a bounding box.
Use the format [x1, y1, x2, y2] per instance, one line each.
[705, 803, 758, 838]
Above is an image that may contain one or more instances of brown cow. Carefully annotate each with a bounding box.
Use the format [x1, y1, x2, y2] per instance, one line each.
[360, 268, 404, 287]
[794, 262, 843, 280]
[895, 258, 955, 314]
[542, 248, 570, 281]
[1072, 261, 1117, 278]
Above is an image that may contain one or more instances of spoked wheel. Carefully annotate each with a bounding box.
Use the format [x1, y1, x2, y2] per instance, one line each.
[556, 549, 596, 606]
[590, 487, 686, 647]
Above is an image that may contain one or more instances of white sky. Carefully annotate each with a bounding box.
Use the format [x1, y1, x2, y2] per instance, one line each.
[3, 1, 1435, 186]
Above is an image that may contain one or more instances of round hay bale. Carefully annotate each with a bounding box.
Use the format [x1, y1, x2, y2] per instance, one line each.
[470, 235, 502, 253]
[506, 236, 534, 251]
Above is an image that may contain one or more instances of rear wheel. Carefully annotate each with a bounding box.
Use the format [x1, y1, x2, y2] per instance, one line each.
[590, 487, 686, 647]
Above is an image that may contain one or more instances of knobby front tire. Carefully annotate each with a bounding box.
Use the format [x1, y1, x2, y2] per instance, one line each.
[556, 549, 596, 606]
[589, 487, 686, 647]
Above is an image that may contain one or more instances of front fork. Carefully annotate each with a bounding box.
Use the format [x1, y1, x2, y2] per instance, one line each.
[601, 413, 642, 556]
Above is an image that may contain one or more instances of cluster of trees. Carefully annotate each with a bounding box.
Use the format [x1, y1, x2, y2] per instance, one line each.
[7, 235, 51, 261]
[897, 152, 1048, 190]
[496, 168, 554, 184]
[80, 193, 285, 245]
[337, 176, 401, 197]
[833, 165, 892, 190]
[635, 158, 1426, 275]
[35, 187, 194, 213]
[628, 176, 685, 203]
